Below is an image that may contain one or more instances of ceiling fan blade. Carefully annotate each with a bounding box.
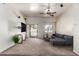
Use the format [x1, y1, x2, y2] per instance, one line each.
[51, 12, 56, 14]
[50, 14, 54, 16]
[40, 13, 44, 14]
[40, 13, 46, 15]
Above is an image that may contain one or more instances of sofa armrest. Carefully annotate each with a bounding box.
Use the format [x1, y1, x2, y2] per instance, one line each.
[51, 36, 56, 39]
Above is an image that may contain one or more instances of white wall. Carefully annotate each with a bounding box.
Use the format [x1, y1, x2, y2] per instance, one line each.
[7, 4, 26, 41]
[73, 4, 79, 55]
[56, 5, 74, 36]
[0, 4, 25, 53]
[26, 17, 56, 38]
[56, 4, 79, 55]
[0, 4, 10, 53]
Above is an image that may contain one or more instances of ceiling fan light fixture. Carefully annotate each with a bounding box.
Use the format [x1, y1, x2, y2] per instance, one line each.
[30, 4, 38, 11]
[47, 10, 51, 14]
[40, 3, 56, 17]
[46, 8, 52, 15]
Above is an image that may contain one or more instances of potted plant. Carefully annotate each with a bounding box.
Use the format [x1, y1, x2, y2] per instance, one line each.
[12, 34, 23, 44]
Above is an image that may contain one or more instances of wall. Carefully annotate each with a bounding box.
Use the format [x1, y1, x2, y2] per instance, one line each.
[8, 4, 26, 40]
[56, 4, 74, 36]
[26, 16, 56, 38]
[7, 4, 26, 40]
[73, 4, 79, 55]
[56, 4, 79, 55]
[0, 4, 25, 53]
[0, 4, 10, 52]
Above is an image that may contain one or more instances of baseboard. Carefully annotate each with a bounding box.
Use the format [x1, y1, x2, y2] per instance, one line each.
[0, 43, 15, 53]
[73, 50, 79, 55]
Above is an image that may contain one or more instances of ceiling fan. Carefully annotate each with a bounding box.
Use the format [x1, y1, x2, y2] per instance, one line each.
[40, 3, 56, 16]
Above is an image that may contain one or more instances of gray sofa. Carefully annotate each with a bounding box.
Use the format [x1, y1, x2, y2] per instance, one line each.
[50, 33, 73, 46]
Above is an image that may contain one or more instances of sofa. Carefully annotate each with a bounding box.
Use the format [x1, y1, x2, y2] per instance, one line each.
[50, 33, 73, 46]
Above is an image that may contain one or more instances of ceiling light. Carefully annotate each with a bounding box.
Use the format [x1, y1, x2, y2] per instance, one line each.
[30, 4, 38, 11]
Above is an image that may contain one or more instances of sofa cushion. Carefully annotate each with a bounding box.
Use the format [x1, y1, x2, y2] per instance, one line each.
[54, 37, 64, 40]
[50, 38, 65, 42]
[63, 35, 73, 39]
[55, 33, 64, 38]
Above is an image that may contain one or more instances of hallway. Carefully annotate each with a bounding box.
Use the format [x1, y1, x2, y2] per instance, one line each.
[0, 38, 76, 56]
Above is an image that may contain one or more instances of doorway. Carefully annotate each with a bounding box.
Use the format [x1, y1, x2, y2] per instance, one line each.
[30, 24, 38, 38]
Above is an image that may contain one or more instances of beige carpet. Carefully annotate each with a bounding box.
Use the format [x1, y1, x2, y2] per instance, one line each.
[0, 38, 77, 56]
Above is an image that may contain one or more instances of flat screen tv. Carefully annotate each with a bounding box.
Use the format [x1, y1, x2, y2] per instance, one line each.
[21, 22, 26, 32]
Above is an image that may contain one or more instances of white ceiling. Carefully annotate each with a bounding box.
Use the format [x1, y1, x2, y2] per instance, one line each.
[8, 3, 71, 17]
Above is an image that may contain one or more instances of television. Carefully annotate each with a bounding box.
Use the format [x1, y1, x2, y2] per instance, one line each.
[21, 22, 26, 32]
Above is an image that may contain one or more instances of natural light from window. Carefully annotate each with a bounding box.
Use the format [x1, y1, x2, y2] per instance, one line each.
[44, 24, 53, 33]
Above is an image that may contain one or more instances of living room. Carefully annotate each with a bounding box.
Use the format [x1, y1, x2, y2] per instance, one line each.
[0, 3, 79, 56]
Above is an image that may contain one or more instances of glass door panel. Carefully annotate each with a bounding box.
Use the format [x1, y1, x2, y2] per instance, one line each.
[30, 24, 38, 37]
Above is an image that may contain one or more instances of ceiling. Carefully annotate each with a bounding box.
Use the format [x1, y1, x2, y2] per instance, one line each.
[8, 3, 71, 17]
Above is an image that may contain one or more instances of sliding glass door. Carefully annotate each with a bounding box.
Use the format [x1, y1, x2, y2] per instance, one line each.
[30, 24, 38, 38]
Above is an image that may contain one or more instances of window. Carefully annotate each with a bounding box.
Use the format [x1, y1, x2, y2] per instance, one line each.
[44, 25, 53, 33]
